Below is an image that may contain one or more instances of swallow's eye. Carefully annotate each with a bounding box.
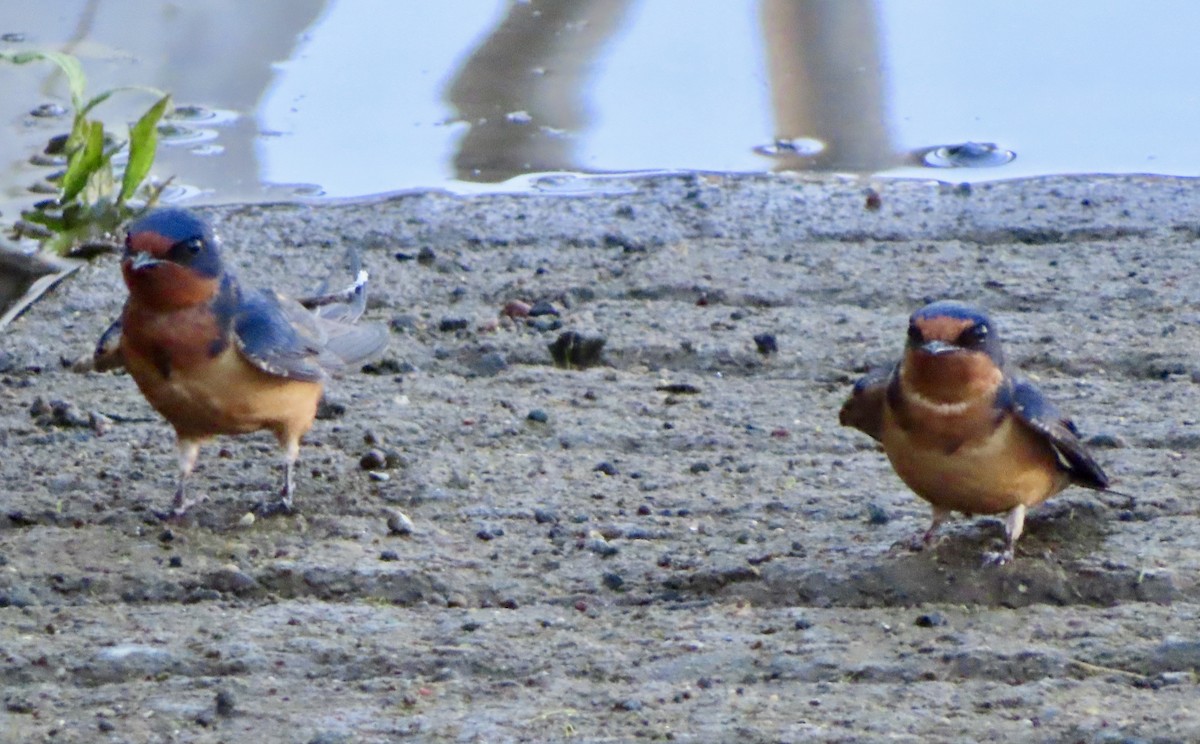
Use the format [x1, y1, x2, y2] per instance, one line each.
[186, 239, 203, 255]
[906, 323, 923, 345]
[957, 323, 988, 348]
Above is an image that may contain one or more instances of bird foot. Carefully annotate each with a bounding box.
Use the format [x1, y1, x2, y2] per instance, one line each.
[896, 530, 940, 553]
[254, 496, 295, 518]
[155, 494, 207, 523]
[981, 548, 1015, 567]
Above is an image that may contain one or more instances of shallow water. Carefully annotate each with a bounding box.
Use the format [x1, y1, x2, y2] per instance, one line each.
[2, 0, 1199, 219]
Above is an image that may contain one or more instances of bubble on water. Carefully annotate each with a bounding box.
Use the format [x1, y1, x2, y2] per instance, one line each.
[166, 105, 239, 126]
[753, 137, 826, 158]
[157, 124, 220, 146]
[920, 141, 1015, 168]
[30, 103, 67, 119]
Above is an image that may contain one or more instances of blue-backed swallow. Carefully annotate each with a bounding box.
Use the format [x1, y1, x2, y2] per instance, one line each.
[105, 208, 388, 518]
[839, 300, 1111, 564]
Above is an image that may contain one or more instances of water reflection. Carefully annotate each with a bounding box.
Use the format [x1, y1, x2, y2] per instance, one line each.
[446, 0, 635, 182]
[2, 0, 1197, 216]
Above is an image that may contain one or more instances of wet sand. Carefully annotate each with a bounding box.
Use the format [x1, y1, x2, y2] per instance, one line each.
[2, 173, 1199, 743]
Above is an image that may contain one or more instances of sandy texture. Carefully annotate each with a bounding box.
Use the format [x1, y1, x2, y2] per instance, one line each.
[2, 173, 1200, 743]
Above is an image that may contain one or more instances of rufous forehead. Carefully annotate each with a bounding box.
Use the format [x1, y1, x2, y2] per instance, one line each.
[129, 231, 175, 258]
[914, 315, 975, 341]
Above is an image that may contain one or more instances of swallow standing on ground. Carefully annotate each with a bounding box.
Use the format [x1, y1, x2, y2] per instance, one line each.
[839, 300, 1111, 564]
[106, 208, 388, 517]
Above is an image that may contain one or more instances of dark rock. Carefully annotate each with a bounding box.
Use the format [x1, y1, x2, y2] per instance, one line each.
[315, 397, 347, 420]
[601, 572, 624, 590]
[594, 462, 619, 476]
[385, 509, 415, 536]
[528, 300, 559, 317]
[360, 449, 388, 471]
[865, 503, 891, 525]
[465, 350, 508, 377]
[753, 333, 778, 355]
[530, 317, 563, 333]
[689, 461, 711, 474]
[168, 556, 183, 568]
[215, 689, 237, 717]
[534, 508, 558, 524]
[915, 612, 947, 628]
[655, 383, 701, 395]
[1086, 432, 1129, 448]
[417, 246, 436, 264]
[548, 331, 606, 369]
[439, 317, 469, 332]
[380, 550, 400, 562]
[527, 409, 549, 423]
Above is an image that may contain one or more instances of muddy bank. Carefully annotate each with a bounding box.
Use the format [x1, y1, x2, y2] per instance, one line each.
[2, 173, 1200, 743]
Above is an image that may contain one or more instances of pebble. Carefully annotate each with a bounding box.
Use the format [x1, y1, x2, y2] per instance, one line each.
[915, 612, 947, 628]
[237, 512, 256, 528]
[417, 246, 437, 264]
[477, 527, 503, 541]
[379, 550, 400, 562]
[360, 449, 388, 470]
[534, 508, 558, 524]
[586, 532, 619, 557]
[594, 461, 619, 476]
[689, 461, 711, 474]
[528, 300, 560, 317]
[502, 300, 532, 318]
[1086, 432, 1129, 448]
[865, 503, 891, 525]
[527, 409, 549, 423]
[548, 331, 606, 369]
[439, 317, 469, 332]
[385, 508, 415, 536]
[97, 718, 115, 732]
[215, 689, 237, 717]
[530, 317, 563, 332]
[753, 333, 778, 355]
[601, 572, 624, 590]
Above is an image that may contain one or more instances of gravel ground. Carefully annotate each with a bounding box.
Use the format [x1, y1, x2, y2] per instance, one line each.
[2, 173, 1200, 743]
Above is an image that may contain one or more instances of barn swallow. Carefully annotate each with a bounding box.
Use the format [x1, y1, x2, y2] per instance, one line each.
[107, 208, 388, 518]
[839, 300, 1111, 564]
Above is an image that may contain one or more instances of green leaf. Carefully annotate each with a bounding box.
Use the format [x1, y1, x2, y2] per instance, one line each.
[0, 50, 87, 109]
[120, 94, 171, 204]
[80, 84, 168, 119]
[59, 120, 106, 203]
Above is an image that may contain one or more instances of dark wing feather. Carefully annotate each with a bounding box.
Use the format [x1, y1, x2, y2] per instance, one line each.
[233, 289, 331, 382]
[839, 365, 894, 443]
[1004, 377, 1109, 490]
[93, 315, 125, 372]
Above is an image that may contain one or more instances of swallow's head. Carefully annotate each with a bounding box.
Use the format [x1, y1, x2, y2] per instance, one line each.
[122, 208, 224, 309]
[901, 300, 1005, 404]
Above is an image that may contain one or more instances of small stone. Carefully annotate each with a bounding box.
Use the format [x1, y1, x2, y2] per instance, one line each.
[168, 556, 183, 568]
[97, 718, 115, 732]
[502, 300, 532, 318]
[368, 471, 390, 482]
[1086, 432, 1129, 448]
[417, 246, 436, 264]
[689, 461, 710, 474]
[753, 333, 778, 355]
[794, 618, 813, 630]
[215, 690, 237, 717]
[1, 32, 27, 43]
[439, 317, 469, 332]
[534, 508, 558, 524]
[467, 350, 508, 377]
[530, 317, 563, 333]
[477, 528, 501, 541]
[237, 512, 256, 528]
[315, 398, 347, 420]
[601, 572, 624, 590]
[385, 509, 415, 536]
[195, 710, 216, 727]
[6, 697, 34, 713]
[865, 502, 891, 525]
[360, 449, 388, 470]
[527, 409, 549, 423]
[915, 612, 947, 628]
[548, 331, 606, 369]
[594, 461, 619, 476]
[379, 550, 400, 562]
[613, 699, 643, 712]
[586, 532, 619, 557]
[528, 300, 559, 317]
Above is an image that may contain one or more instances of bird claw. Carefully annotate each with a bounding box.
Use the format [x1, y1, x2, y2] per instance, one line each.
[981, 548, 1014, 567]
[254, 497, 295, 518]
[155, 494, 208, 523]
